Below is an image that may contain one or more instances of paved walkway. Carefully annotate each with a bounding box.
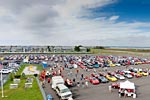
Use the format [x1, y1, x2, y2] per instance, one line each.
[22, 66, 40, 75]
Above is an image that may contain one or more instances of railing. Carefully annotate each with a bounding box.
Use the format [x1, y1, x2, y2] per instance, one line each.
[35, 77, 46, 100]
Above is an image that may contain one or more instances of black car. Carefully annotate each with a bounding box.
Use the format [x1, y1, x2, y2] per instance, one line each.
[97, 76, 109, 83]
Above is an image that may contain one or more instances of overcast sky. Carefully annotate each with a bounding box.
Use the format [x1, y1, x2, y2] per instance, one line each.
[0, 0, 150, 46]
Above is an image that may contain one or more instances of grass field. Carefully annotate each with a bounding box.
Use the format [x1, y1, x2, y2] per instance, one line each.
[90, 48, 150, 57]
[0, 64, 44, 100]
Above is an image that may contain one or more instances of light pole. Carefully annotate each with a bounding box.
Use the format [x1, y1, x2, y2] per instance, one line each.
[1, 70, 4, 98]
[0, 64, 4, 98]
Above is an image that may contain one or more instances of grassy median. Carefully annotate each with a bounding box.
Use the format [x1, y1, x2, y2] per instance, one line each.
[0, 64, 43, 100]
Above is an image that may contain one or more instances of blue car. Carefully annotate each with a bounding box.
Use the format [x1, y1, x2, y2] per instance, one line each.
[93, 64, 99, 68]
[47, 94, 53, 100]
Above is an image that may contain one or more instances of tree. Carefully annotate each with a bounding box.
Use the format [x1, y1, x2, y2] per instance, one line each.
[41, 48, 44, 53]
[87, 48, 91, 52]
[94, 46, 105, 49]
[74, 46, 80, 52]
[47, 46, 51, 52]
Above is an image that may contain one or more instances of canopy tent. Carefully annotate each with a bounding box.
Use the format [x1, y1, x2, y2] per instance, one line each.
[120, 80, 135, 90]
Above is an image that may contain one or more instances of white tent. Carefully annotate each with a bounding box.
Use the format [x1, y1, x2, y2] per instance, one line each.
[120, 80, 135, 89]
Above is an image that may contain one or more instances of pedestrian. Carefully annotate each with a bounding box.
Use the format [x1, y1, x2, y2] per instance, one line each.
[109, 85, 112, 92]
[93, 68, 96, 73]
[82, 81, 85, 88]
[49, 67, 52, 72]
[76, 69, 79, 74]
[85, 81, 88, 87]
[73, 78, 76, 83]
[81, 73, 84, 80]
[75, 73, 78, 78]
[124, 89, 127, 97]
[77, 81, 80, 87]
[47, 77, 51, 83]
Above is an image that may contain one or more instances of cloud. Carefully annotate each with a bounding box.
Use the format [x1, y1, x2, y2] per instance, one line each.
[109, 15, 119, 21]
[0, 0, 150, 46]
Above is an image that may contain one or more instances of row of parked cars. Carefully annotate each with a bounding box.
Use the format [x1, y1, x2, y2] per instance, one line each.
[1, 54, 150, 68]
[87, 67, 149, 85]
[0, 62, 21, 74]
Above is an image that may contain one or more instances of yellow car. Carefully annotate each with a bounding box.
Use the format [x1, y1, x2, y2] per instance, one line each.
[137, 71, 148, 76]
[106, 75, 117, 82]
[135, 62, 142, 65]
[109, 63, 116, 67]
[0, 57, 4, 60]
[142, 72, 148, 76]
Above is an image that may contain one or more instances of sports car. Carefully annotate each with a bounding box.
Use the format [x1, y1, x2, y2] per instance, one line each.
[111, 82, 120, 89]
[91, 72, 99, 78]
[89, 77, 100, 85]
[124, 73, 133, 79]
[106, 75, 117, 82]
[114, 74, 125, 80]
[97, 76, 109, 83]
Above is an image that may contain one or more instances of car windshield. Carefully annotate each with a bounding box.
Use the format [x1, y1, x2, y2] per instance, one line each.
[60, 88, 70, 93]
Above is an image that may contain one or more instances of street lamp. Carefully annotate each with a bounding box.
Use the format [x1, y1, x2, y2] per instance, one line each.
[0, 64, 4, 98]
[1, 70, 4, 98]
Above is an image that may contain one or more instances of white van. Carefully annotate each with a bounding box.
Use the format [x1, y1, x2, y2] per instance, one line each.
[55, 84, 73, 100]
[51, 76, 64, 90]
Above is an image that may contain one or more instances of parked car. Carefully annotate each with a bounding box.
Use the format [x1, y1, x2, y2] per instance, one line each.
[124, 73, 133, 79]
[97, 76, 109, 83]
[111, 82, 120, 89]
[0, 68, 13, 74]
[106, 75, 117, 82]
[114, 74, 125, 80]
[89, 77, 100, 85]
[91, 72, 99, 78]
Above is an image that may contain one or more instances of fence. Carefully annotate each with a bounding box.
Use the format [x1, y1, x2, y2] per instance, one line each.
[35, 77, 46, 100]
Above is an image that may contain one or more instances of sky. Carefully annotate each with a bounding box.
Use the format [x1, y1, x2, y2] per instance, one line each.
[0, 0, 150, 46]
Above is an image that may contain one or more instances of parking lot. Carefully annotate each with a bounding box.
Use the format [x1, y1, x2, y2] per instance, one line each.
[1, 54, 150, 100]
[0, 74, 9, 87]
[43, 61, 150, 100]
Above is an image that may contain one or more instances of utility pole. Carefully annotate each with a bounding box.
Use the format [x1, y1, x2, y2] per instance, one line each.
[0, 64, 4, 98]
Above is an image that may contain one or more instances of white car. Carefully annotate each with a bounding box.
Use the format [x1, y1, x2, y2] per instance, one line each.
[115, 74, 125, 80]
[0, 69, 13, 74]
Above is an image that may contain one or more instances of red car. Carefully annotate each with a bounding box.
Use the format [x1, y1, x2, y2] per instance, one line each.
[111, 82, 120, 89]
[99, 72, 107, 77]
[91, 72, 99, 78]
[130, 72, 142, 78]
[89, 77, 100, 85]
[80, 64, 86, 69]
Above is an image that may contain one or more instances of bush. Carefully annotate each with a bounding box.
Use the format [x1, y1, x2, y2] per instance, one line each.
[34, 74, 38, 77]
[22, 73, 26, 79]
[10, 73, 14, 81]
[14, 75, 21, 79]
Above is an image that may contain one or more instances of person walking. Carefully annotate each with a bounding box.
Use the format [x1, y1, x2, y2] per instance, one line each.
[85, 81, 88, 87]
[109, 85, 112, 92]
[47, 77, 51, 83]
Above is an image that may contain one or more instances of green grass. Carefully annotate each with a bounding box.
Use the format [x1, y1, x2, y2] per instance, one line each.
[0, 64, 44, 100]
[90, 49, 150, 56]
[0, 77, 43, 100]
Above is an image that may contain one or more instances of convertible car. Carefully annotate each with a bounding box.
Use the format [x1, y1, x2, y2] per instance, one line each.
[106, 75, 117, 82]
[89, 77, 100, 85]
